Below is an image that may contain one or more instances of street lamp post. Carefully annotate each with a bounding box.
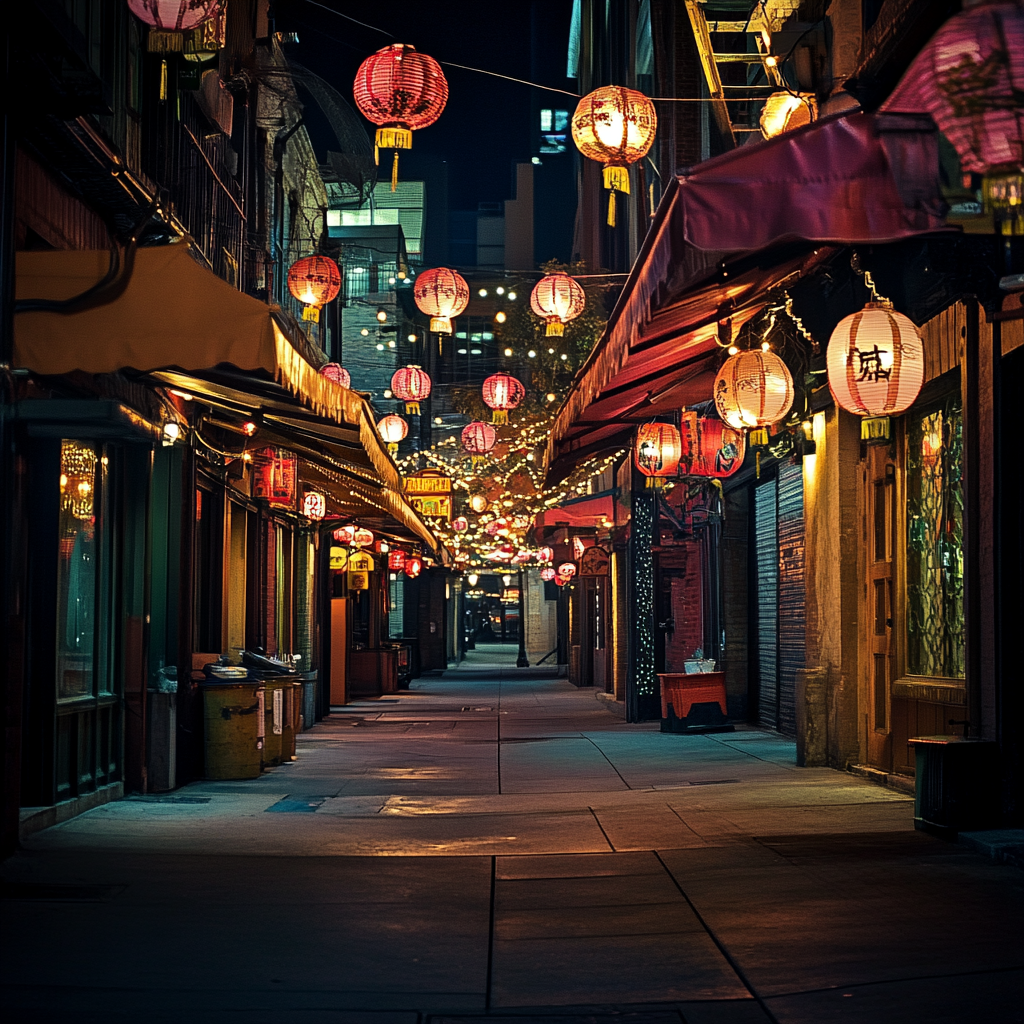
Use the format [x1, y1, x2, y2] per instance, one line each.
[516, 568, 529, 667]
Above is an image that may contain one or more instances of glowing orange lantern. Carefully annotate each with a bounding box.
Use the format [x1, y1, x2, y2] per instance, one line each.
[253, 448, 296, 508]
[353, 44, 448, 190]
[452, 516, 468, 532]
[557, 562, 577, 579]
[469, 495, 488, 513]
[414, 268, 469, 334]
[714, 351, 794, 429]
[571, 86, 657, 226]
[680, 414, 746, 479]
[530, 273, 586, 337]
[287, 256, 341, 323]
[391, 365, 432, 415]
[389, 550, 408, 571]
[482, 373, 525, 425]
[303, 492, 326, 521]
[128, 1, 220, 30]
[827, 301, 924, 417]
[635, 423, 681, 485]
[461, 421, 496, 454]
[405, 555, 424, 578]
[320, 363, 351, 389]
[378, 413, 408, 455]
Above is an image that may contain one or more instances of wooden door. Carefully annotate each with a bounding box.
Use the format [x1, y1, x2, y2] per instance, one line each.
[581, 577, 609, 691]
[866, 446, 896, 769]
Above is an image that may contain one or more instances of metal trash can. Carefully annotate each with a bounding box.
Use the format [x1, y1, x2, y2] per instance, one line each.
[261, 678, 288, 767]
[299, 671, 317, 731]
[908, 735, 998, 838]
[280, 680, 300, 761]
[202, 681, 265, 780]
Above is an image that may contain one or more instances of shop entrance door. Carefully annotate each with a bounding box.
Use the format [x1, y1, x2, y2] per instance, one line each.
[866, 445, 895, 770]
[579, 576, 608, 690]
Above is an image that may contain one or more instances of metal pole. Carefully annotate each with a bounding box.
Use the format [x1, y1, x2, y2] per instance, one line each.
[516, 568, 529, 667]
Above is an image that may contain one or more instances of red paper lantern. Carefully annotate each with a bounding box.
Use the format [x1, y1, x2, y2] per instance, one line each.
[530, 273, 586, 337]
[353, 528, 374, 547]
[537, 546, 553, 563]
[462, 421, 496, 455]
[253, 448, 296, 508]
[452, 516, 468, 532]
[557, 562, 577, 579]
[320, 363, 351, 389]
[680, 415, 746, 479]
[414, 268, 469, 334]
[404, 555, 424, 578]
[540, 567, 557, 581]
[353, 44, 448, 190]
[554, 575, 568, 587]
[128, 0, 221, 30]
[391, 365, 432, 414]
[634, 423, 681, 483]
[334, 525, 356, 545]
[482, 373, 525, 425]
[389, 550, 408, 571]
[303, 492, 326, 521]
[378, 413, 408, 454]
[287, 256, 341, 323]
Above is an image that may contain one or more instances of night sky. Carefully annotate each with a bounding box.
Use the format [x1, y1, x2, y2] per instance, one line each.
[274, 0, 576, 210]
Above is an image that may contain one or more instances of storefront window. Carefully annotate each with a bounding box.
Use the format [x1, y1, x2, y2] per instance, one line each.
[57, 441, 100, 699]
[905, 398, 965, 678]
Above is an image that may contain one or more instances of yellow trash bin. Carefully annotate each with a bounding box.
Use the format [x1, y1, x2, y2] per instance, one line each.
[202, 681, 265, 780]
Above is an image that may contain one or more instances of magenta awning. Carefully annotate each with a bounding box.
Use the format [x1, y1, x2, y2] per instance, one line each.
[544, 110, 951, 484]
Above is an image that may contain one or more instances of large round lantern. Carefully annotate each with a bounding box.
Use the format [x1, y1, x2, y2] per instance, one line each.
[287, 256, 340, 323]
[461, 421, 496, 455]
[414, 267, 470, 334]
[826, 301, 924, 417]
[128, 1, 221, 30]
[388, 550, 408, 572]
[634, 423, 682, 485]
[760, 92, 816, 139]
[714, 351, 794, 430]
[320, 363, 351, 389]
[302, 491, 326, 521]
[680, 416, 746, 478]
[451, 516, 468, 533]
[530, 273, 586, 337]
[482, 373, 525, 425]
[469, 495, 488, 513]
[353, 44, 448, 190]
[353, 527, 374, 547]
[334, 525, 356, 545]
[571, 86, 657, 226]
[391, 365, 432, 415]
[378, 413, 408, 454]
[404, 555, 424, 578]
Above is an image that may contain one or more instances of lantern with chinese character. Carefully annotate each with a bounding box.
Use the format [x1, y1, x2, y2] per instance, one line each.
[303, 491, 326, 521]
[334, 525, 356, 545]
[128, 0, 221, 30]
[557, 562, 577, 579]
[389, 549, 408, 571]
[634, 423, 681, 485]
[540, 566, 557, 581]
[536, 546, 553, 563]
[571, 86, 657, 227]
[404, 555, 424, 578]
[378, 413, 408, 455]
[482, 373, 525, 425]
[680, 414, 746, 478]
[714, 351, 794, 430]
[760, 92, 816, 139]
[287, 256, 341, 323]
[413, 267, 469, 334]
[530, 273, 586, 337]
[461, 421, 496, 454]
[391, 365, 431, 415]
[353, 43, 448, 190]
[452, 516, 468, 532]
[320, 363, 351, 389]
[353, 527, 374, 548]
[253, 448, 297, 508]
[826, 301, 924, 417]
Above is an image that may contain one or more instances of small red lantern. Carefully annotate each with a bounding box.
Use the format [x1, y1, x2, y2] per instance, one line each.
[128, 0, 220, 30]
[635, 423, 681, 486]
[391, 365, 432, 415]
[452, 516, 468, 532]
[353, 44, 448, 190]
[537, 546, 553, 563]
[320, 363, 351, 389]
[303, 492, 326, 521]
[389, 550, 408, 571]
[482, 373, 525, 425]
[334, 525, 356, 545]
[554, 575, 568, 587]
[414, 268, 470, 334]
[404, 555, 424, 578]
[540, 566, 557, 581]
[253, 448, 296, 508]
[461, 421, 497, 455]
[530, 273, 586, 337]
[680, 415, 745, 479]
[353, 528, 374, 548]
[557, 562, 577, 579]
[378, 413, 408, 455]
[287, 256, 341, 323]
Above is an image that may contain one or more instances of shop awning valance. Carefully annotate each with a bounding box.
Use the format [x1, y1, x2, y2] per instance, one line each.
[544, 110, 951, 484]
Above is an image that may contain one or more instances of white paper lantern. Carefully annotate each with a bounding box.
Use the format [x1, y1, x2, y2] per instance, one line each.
[714, 351, 794, 429]
[827, 301, 925, 417]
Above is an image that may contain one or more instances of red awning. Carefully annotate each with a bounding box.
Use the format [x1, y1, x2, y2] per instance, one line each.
[533, 494, 615, 531]
[545, 110, 951, 484]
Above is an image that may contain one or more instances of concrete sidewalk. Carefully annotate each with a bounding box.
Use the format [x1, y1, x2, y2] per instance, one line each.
[2, 673, 1021, 1023]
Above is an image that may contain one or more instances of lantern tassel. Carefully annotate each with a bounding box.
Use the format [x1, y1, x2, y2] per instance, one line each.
[388, 442, 398, 457]
[301, 305, 320, 323]
[492, 410, 508, 426]
[391, 150, 399, 192]
[755, 451, 761, 479]
[374, 143, 379, 166]
[405, 401, 420, 416]
[607, 191, 616, 228]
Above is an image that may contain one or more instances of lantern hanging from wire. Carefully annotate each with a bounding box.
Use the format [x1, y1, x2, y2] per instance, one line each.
[353, 527, 374, 547]
[827, 301, 924, 417]
[759, 92, 817, 139]
[482, 373, 525, 425]
[253, 448, 297, 508]
[536, 546, 553, 563]
[334, 525, 356, 545]
[469, 494, 488, 513]
[571, 85, 657, 227]
[378, 413, 408, 455]
[353, 44, 448, 190]
[404, 555, 424, 578]
[557, 562, 577, 580]
[680, 414, 746, 478]
[461, 421, 497, 462]
[320, 363, 351, 389]
[286, 256, 341, 323]
[128, 0, 221, 30]
[714, 350, 794, 430]
[540, 566, 557, 582]
[388, 550, 408, 571]
[391, 365, 432, 415]
[530, 273, 586, 337]
[451, 516, 468, 532]
[302, 491, 326, 521]
[413, 267, 469, 334]
[634, 423, 682, 487]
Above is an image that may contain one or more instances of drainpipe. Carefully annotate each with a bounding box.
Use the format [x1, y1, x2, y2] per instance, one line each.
[273, 119, 303, 302]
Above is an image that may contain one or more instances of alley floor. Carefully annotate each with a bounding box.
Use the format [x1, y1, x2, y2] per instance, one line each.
[2, 668, 1022, 1024]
